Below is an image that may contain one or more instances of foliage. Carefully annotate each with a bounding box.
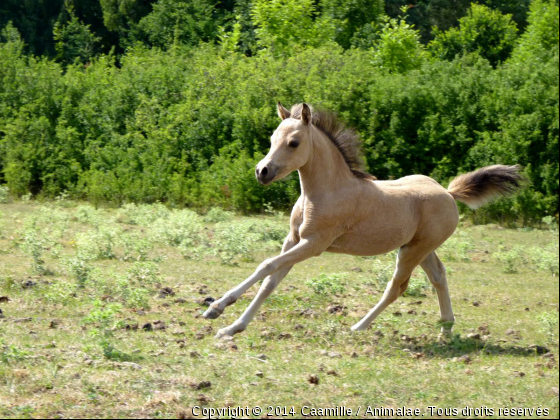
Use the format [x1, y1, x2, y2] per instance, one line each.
[510, 0, 559, 64]
[305, 273, 346, 295]
[385, 1, 531, 43]
[19, 219, 49, 275]
[251, 0, 335, 56]
[537, 311, 559, 343]
[494, 241, 559, 275]
[212, 218, 286, 265]
[126, 261, 160, 285]
[439, 231, 475, 262]
[0, 0, 557, 223]
[0, 185, 8, 204]
[320, 0, 385, 49]
[371, 10, 428, 73]
[204, 207, 234, 223]
[494, 245, 524, 274]
[0, 340, 30, 364]
[133, 0, 217, 49]
[65, 256, 95, 288]
[150, 209, 203, 246]
[53, 13, 100, 64]
[371, 259, 395, 288]
[429, 4, 519, 66]
[83, 299, 134, 360]
[403, 274, 430, 297]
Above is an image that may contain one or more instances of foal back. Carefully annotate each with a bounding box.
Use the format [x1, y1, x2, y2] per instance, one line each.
[326, 175, 459, 257]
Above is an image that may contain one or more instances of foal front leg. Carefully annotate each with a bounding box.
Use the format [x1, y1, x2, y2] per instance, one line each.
[215, 262, 294, 338]
[211, 236, 330, 338]
[203, 234, 298, 320]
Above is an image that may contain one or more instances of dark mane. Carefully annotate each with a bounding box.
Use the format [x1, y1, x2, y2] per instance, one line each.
[289, 104, 375, 180]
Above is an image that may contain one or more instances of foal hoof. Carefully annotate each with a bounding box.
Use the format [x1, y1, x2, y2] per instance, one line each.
[215, 323, 245, 339]
[350, 323, 367, 332]
[215, 330, 234, 340]
[203, 306, 223, 320]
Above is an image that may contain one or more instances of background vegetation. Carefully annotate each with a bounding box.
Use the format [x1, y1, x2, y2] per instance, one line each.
[0, 0, 558, 223]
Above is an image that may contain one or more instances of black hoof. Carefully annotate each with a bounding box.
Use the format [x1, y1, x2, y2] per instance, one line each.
[203, 306, 223, 320]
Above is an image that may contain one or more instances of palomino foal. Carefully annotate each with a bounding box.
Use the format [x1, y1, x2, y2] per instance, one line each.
[204, 102, 522, 339]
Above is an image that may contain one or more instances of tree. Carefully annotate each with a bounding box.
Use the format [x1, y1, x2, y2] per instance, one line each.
[132, 0, 217, 48]
[251, 0, 335, 56]
[372, 10, 428, 73]
[53, 13, 100, 64]
[510, 0, 559, 64]
[429, 3, 519, 66]
[385, 1, 530, 44]
[0, 0, 65, 57]
[320, 0, 385, 49]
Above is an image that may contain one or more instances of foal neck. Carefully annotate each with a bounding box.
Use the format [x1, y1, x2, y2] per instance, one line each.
[298, 125, 357, 196]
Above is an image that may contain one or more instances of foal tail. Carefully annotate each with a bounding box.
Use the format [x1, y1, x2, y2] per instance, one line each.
[448, 165, 523, 209]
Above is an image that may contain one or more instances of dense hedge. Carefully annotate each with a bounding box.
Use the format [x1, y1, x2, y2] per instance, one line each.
[0, 1, 558, 223]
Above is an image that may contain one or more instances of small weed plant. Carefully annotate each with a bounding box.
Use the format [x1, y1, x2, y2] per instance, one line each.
[306, 273, 346, 295]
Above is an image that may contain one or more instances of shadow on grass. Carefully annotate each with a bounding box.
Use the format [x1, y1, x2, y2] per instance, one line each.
[402, 335, 550, 359]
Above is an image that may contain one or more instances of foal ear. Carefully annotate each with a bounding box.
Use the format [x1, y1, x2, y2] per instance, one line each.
[277, 102, 291, 121]
[301, 103, 311, 126]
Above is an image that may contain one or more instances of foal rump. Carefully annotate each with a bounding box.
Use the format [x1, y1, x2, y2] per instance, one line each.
[447, 165, 523, 209]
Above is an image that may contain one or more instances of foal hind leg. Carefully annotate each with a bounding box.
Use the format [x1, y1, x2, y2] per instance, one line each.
[420, 251, 455, 334]
[351, 245, 425, 331]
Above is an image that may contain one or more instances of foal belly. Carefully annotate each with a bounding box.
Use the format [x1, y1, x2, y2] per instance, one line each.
[327, 226, 413, 256]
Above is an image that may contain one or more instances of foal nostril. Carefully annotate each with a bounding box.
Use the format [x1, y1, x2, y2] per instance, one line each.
[261, 167, 268, 177]
[255, 167, 260, 176]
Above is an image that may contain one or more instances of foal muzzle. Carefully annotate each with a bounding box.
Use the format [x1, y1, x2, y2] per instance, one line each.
[255, 162, 278, 185]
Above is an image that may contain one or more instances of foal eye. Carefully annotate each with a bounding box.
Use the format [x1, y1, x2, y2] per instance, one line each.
[288, 141, 299, 148]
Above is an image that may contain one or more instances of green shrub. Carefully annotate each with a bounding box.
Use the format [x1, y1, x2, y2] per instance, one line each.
[429, 4, 519, 66]
[120, 232, 154, 262]
[526, 243, 559, 276]
[65, 256, 94, 288]
[150, 209, 203, 246]
[74, 205, 102, 225]
[126, 261, 160, 285]
[403, 275, 429, 297]
[118, 203, 170, 226]
[0, 13, 556, 223]
[213, 223, 259, 265]
[0, 185, 9, 203]
[493, 245, 523, 274]
[75, 226, 121, 260]
[53, 13, 100, 64]
[510, 0, 559, 64]
[439, 231, 474, 262]
[372, 11, 428, 73]
[43, 280, 77, 304]
[19, 219, 49, 275]
[538, 311, 559, 343]
[306, 273, 346, 295]
[204, 207, 234, 223]
[251, 0, 335, 56]
[371, 259, 395, 288]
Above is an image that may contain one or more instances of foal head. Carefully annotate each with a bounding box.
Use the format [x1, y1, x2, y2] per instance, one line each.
[255, 102, 314, 185]
[256, 102, 374, 185]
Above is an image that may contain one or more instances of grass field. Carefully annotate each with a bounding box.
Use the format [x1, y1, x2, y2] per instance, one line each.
[0, 201, 558, 419]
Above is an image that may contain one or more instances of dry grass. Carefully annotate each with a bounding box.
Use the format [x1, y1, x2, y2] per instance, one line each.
[0, 201, 558, 419]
